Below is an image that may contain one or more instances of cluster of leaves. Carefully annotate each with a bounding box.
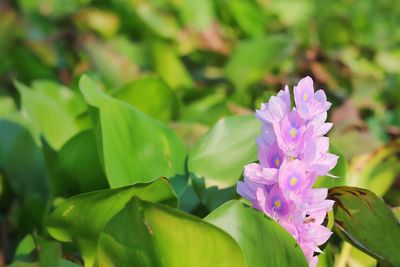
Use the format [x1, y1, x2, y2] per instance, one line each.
[0, 0, 400, 266]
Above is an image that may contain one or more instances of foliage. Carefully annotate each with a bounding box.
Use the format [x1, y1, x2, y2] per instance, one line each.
[0, 0, 399, 266]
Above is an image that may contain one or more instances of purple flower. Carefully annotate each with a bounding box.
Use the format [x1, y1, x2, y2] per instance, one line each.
[301, 136, 338, 176]
[309, 112, 333, 136]
[243, 163, 277, 185]
[278, 160, 312, 198]
[237, 76, 337, 267]
[258, 185, 294, 221]
[256, 86, 291, 125]
[294, 76, 331, 120]
[273, 111, 308, 157]
[257, 141, 285, 169]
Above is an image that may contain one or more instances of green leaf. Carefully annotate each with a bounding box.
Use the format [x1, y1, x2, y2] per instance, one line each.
[5, 262, 39, 267]
[0, 9, 18, 61]
[225, 36, 293, 91]
[316, 245, 334, 267]
[181, 90, 232, 126]
[14, 235, 35, 261]
[74, 8, 120, 38]
[115, 75, 179, 122]
[18, 0, 92, 18]
[393, 207, 400, 219]
[10, 234, 79, 267]
[16, 81, 83, 149]
[204, 200, 308, 267]
[98, 197, 246, 267]
[314, 145, 348, 188]
[79, 75, 187, 189]
[347, 143, 400, 196]
[188, 115, 259, 188]
[6, 260, 80, 267]
[328, 186, 400, 266]
[0, 120, 49, 201]
[266, 0, 313, 27]
[119, 0, 179, 39]
[44, 130, 108, 196]
[150, 40, 194, 90]
[46, 178, 177, 267]
[34, 235, 62, 267]
[227, 0, 266, 37]
[176, 0, 214, 30]
[0, 95, 16, 117]
[83, 38, 140, 88]
[348, 245, 377, 267]
[30, 80, 87, 117]
[192, 177, 237, 213]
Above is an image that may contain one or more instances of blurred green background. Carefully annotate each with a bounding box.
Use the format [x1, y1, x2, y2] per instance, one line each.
[0, 0, 400, 266]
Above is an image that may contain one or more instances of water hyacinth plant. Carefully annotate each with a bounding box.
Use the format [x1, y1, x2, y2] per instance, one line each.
[2, 1, 400, 266]
[238, 76, 338, 266]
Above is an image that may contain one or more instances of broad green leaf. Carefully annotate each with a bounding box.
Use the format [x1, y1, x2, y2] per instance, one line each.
[14, 235, 35, 261]
[314, 145, 348, 188]
[79, 75, 187, 189]
[376, 50, 400, 74]
[46, 178, 177, 267]
[107, 36, 150, 69]
[7, 259, 80, 267]
[17, 0, 92, 18]
[150, 40, 193, 90]
[328, 186, 400, 266]
[34, 235, 62, 267]
[0, 95, 16, 117]
[10, 234, 80, 267]
[74, 8, 120, 38]
[115, 75, 179, 122]
[192, 177, 237, 213]
[204, 200, 308, 267]
[175, 0, 214, 30]
[178, 183, 201, 213]
[266, 0, 313, 26]
[115, 0, 179, 39]
[225, 36, 293, 91]
[188, 115, 259, 188]
[393, 207, 400, 219]
[44, 130, 108, 196]
[98, 198, 246, 267]
[83, 37, 140, 88]
[181, 90, 232, 126]
[347, 143, 400, 196]
[30, 80, 86, 116]
[11, 46, 55, 82]
[348, 245, 377, 267]
[171, 122, 209, 148]
[0, 9, 18, 61]
[16, 81, 83, 149]
[316, 245, 334, 267]
[227, 0, 266, 37]
[5, 262, 39, 267]
[58, 260, 81, 267]
[0, 120, 49, 201]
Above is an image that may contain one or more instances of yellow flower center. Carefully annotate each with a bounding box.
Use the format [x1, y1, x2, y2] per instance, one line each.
[291, 128, 297, 138]
[290, 176, 297, 186]
[274, 200, 281, 208]
[275, 158, 281, 167]
[303, 93, 308, 101]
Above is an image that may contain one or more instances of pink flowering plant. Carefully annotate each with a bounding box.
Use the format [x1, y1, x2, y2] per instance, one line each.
[24, 74, 398, 267]
[238, 76, 338, 266]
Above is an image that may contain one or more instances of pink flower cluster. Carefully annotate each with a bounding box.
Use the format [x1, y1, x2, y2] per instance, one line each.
[237, 76, 338, 267]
